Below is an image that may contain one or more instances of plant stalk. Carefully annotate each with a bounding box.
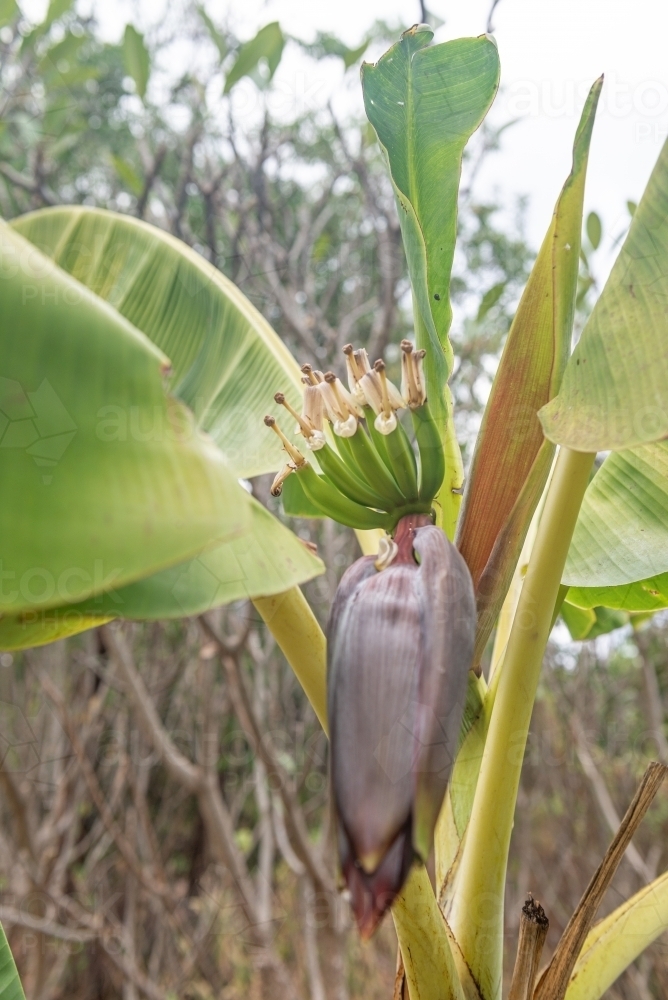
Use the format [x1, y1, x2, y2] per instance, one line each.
[253, 587, 328, 734]
[508, 896, 549, 1000]
[449, 446, 595, 1000]
[393, 865, 465, 1000]
[438, 384, 465, 541]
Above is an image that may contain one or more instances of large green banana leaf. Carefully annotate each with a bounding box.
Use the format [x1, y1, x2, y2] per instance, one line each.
[567, 574, 668, 614]
[560, 601, 628, 640]
[564, 442, 668, 612]
[0, 220, 249, 616]
[540, 139, 668, 452]
[0, 495, 321, 638]
[10, 206, 304, 478]
[0, 610, 114, 651]
[457, 82, 601, 662]
[0, 923, 25, 1000]
[361, 27, 499, 424]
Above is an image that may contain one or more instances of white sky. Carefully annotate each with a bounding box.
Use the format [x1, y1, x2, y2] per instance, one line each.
[22, 0, 668, 274]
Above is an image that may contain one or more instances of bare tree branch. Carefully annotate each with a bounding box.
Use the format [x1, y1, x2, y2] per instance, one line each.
[572, 715, 653, 882]
[487, 0, 503, 33]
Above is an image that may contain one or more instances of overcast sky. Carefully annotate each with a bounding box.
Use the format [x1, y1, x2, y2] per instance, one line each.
[224, 0, 668, 272]
[22, 0, 668, 275]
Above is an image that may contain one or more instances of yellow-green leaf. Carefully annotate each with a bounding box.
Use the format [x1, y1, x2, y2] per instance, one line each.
[568, 574, 668, 614]
[0, 0, 18, 28]
[0, 219, 249, 617]
[564, 443, 668, 604]
[197, 5, 228, 61]
[586, 211, 602, 250]
[43, 0, 74, 28]
[0, 610, 112, 651]
[0, 922, 26, 1000]
[123, 24, 150, 100]
[10, 206, 304, 478]
[224, 22, 284, 93]
[560, 601, 627, 640]
[361, 28, 499, 425]
[111, 155, 143, 196]
[565, 870, 668, 1000]
[392, 866, 465, 1000]
[33, 496, 323, 624]
[540, 139, 668, 452]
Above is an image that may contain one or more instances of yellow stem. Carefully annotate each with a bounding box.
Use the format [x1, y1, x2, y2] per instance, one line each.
[354, 527, 385, 556]
[437, 384, 465, 541]
[449, 447, 595, 1000]
[252, 587, 328, 735]
[393, 865, 465, 1000]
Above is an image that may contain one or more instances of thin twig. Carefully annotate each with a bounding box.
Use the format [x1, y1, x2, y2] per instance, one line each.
[0, 905, 95, 942]
[39, 670, 170, 901]
[0, 763, 34, 860]
[572, 715, 653, 882]
[0, 161, 56, 203]
[301, 876, 327, 1000]
[393, 948, 407, 1000]
[199, 616, 335, 897]
[534, 761, 667, 1000]
[487, 0, 503, 33]
[101, 626, 256, 916]
[636, 628, 668, 763]
[101, 625, 202, 793]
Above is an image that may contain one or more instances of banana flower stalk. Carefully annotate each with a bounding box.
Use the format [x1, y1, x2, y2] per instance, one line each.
[264, 344, 475, 936]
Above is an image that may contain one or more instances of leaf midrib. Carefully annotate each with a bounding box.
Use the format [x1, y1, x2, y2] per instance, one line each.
[405, 45, 419, 227]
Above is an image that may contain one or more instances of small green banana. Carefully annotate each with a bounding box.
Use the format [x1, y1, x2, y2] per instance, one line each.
[382, 418, 419, 501]
[297, 464, 391, 531]
[412, 403, 446, 504]
[315, 443, 391, 511]
[337, 426, 406, 507]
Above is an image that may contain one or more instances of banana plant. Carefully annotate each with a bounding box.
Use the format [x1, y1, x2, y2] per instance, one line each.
[2, 22, 668, 1000]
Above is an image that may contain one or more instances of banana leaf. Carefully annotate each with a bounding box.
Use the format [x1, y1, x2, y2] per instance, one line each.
[540, 139, 668, 452]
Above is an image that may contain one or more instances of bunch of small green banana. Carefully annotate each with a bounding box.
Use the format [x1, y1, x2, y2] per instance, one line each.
[265, 341, 444, 530]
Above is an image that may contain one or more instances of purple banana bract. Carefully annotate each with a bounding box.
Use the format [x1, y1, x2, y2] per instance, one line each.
[327, 513, 476, 937]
